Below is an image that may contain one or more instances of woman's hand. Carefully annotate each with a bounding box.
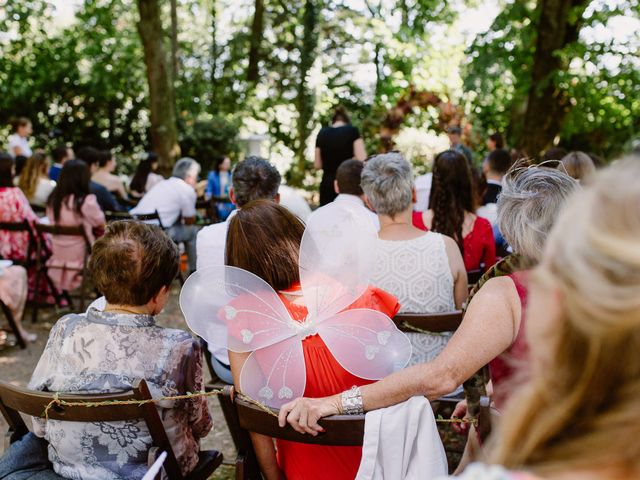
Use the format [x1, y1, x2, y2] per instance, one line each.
[451, 399, 470, 434]
[278, 395, 341, 435]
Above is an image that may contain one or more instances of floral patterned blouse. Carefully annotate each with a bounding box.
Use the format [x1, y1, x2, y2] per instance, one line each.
[28, 307, 213, 479]
[0, 187, 39, 261]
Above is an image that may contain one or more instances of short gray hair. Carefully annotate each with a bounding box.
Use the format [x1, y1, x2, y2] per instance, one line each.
[497, 166, 579, 261]
[361, 152, 414, 217]
[172, 157, 201, 180]
[231, 156, 281, 207]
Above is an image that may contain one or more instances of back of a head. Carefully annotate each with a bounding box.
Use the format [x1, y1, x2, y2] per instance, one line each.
[542, 146, 567, 162]
[497, 164, 578, 262]
[231, 156, 281, 207]
[489, 132, 504, 149]
[335, 159, 364, 196]
[89, 221, 179, 306]
[76, 146, 101, 168]
[52, 145, 70, 164]
[0, 152, 14, 187]
[98, 150, 112, 168]
[361, 152, 413, 217]
[225, 199, 304, 291]
[48, 159, 91, 221]
[488, 148, 512, 176]
[560, 151, 596, 181]
[493, 158, 640, 473]
[331, 105, 351, 124]
[18, 152, 48, 198]
[172, 157, 200, 180]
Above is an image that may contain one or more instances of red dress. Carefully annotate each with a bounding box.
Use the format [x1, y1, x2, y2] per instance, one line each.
[412, 211, 496, 272]
[273, 287, 400, 480]
[488, 271, 530, 409]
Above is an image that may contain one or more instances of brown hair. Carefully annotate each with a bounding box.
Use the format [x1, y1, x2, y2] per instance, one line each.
[225, 200, 304, 291]
[332, 105, 351, 124]
[560, 151, 596, 181]
[11, 117, 30, 133]
[336, 159, 364, 196]
[18, 151, 49, 200]
[89, 221, 179, 305]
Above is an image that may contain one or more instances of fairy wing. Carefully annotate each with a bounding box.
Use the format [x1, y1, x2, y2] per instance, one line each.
[300, 202, 378, 321]
[179, 265, 296, 352]
[239, 336, 306, 409]
[317, 309, 412, 379]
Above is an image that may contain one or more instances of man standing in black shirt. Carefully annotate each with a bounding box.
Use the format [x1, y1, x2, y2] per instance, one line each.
[315, 106, 366, 206]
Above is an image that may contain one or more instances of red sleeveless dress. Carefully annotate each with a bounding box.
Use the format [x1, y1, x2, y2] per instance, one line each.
[488, 271, 530, 409]
[275, 286, 400, 480]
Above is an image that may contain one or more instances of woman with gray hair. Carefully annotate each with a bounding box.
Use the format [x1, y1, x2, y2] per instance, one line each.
[363, 152, 467, 365]
[277, 164, 578, 435]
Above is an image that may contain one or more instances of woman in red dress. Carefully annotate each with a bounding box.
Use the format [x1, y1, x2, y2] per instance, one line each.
[413, 149, 496, 273]
[225, 200, 400, 480]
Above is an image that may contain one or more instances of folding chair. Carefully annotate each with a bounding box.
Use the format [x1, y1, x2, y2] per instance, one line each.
[105, 210, 164, 229]
[0, 299, 26, 349]
[33, 224, 92, 316]
[393, 311, 464, 333]
[0, 379, 223, 479]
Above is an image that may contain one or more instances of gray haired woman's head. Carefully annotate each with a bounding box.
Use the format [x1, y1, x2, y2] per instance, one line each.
[498, 165, 579, 261]
[172, 157, 201, 181]
[361, 152, 414, 217]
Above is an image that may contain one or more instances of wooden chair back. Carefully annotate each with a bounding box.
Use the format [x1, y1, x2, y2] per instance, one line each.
[393, 311, 463, 333]
[0, 379, 221, 479]
[0, 220, 37, 267]
[105, 210, 164, 229]
[467, 269, 483, 286]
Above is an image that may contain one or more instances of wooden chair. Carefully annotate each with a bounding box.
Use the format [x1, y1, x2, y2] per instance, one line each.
[105, 210, 164, 229]
[393, 311, 464, 333]
[0, 220, 37, 269]
[0, 299, 26, 349]
[29, 203, 47, 216]
[0, 379, 223, 480]
[33, 224, 92, 316]
[467, 269, 483, 286]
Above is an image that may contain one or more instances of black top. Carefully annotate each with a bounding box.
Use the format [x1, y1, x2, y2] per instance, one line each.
[90, 181, 123, 212]
[482, 182, 502, 205]
[315, 125, 361, 177]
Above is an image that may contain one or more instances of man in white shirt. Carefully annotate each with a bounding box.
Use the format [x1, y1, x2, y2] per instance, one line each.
[7, 117, 33, 158]
[308, 159, 379, 230]
[131, 157, 201, 272]
[196, 156, 281, 383]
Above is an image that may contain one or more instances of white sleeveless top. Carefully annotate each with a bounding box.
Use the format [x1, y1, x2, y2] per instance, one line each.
[371, 232, 456, 365]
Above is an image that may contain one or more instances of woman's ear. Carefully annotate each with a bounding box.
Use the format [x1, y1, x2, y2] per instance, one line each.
[411, 186, 417, 204]
[148, 285, 170, 315]
[363, 195, 376, 212]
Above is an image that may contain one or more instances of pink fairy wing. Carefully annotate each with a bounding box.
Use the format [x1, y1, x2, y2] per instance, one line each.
[300, 203, 378, 321]
[180, 266, 296, 352]
[317, 309, 412, 380]
[239, 336, 306, 409]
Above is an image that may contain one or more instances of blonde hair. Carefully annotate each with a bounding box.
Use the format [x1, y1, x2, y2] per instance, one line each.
[491, 158, 640, 477]
[559, 151, 596, 181]
[18, 151, 49, 201]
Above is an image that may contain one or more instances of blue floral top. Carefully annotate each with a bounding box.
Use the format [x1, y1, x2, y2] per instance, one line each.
[28, 308, 212, 479]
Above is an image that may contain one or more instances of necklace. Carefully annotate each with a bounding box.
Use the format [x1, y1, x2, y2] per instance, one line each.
[104, 306, 149, 315]
[380, 221, 411, 228]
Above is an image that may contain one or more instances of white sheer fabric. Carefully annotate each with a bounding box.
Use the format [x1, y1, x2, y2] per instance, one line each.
[371, 232, 456, 365]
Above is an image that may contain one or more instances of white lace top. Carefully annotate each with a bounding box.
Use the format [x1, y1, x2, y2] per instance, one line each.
[371, 232, 456, 365]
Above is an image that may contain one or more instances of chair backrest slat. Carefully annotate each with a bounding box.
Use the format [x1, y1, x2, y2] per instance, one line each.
[393, 311, 463, 333]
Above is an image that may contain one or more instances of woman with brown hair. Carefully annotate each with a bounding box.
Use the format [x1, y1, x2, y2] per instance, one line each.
[414, 149, 496, 273]
[448, 158, 640, 479]
[225, 199, 400, 480]
[18, 151, 56, 206]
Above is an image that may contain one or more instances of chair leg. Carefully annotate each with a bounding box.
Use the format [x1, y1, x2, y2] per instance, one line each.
[31, 267, 42, 324]
[1, 302, 26, 349]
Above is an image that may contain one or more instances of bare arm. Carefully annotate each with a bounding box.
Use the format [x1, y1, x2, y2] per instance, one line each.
[353, 138, 367, 161]
[443, 235, 468, 309]
[229, 351, 283, 480]
[314, 148, 323, 170]
[278, 277, 521, 434]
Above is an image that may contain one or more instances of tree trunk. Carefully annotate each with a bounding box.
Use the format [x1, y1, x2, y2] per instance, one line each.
[518, 0, 589, 158]
[210, 0, 218, 104]
[170, 0, 179, 82]
[247, 0, 265, 83]
[289, 0, 320, 187]
[137, 0, 180, 173]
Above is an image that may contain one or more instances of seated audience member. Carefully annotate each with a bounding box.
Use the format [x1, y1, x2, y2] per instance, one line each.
[542, 146, 567, 162]
[76, 146, 123, 212]
[132, 157, 200, 273]
[449, 159, 640, 480]
[13, 155, 28, 178]
[278, 184, 312, 222]
[7, 117, 33, 158]
[481, 148, 511, 206]
[196, 156, 280, 383]
[0, 265, 35, 344]
[48, 145, 73, 182]
[0, 153, 41, 262]
[91, 149, 128, 199]
[308, 159, 378, 230]
[226, 200, 399, 480]
[204, 155, 234, 221]
[18, 151, 56, 206]
[560, 150, 596, 182]
[46, 160, 106, 293]
[277, 166, 578, 433]
[28, 221, 212, 479]
[414, 150, 496, 273]
[486, 132, 504, 153]
[361, 152, 467, 364]
[129, 152, 163, 198]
